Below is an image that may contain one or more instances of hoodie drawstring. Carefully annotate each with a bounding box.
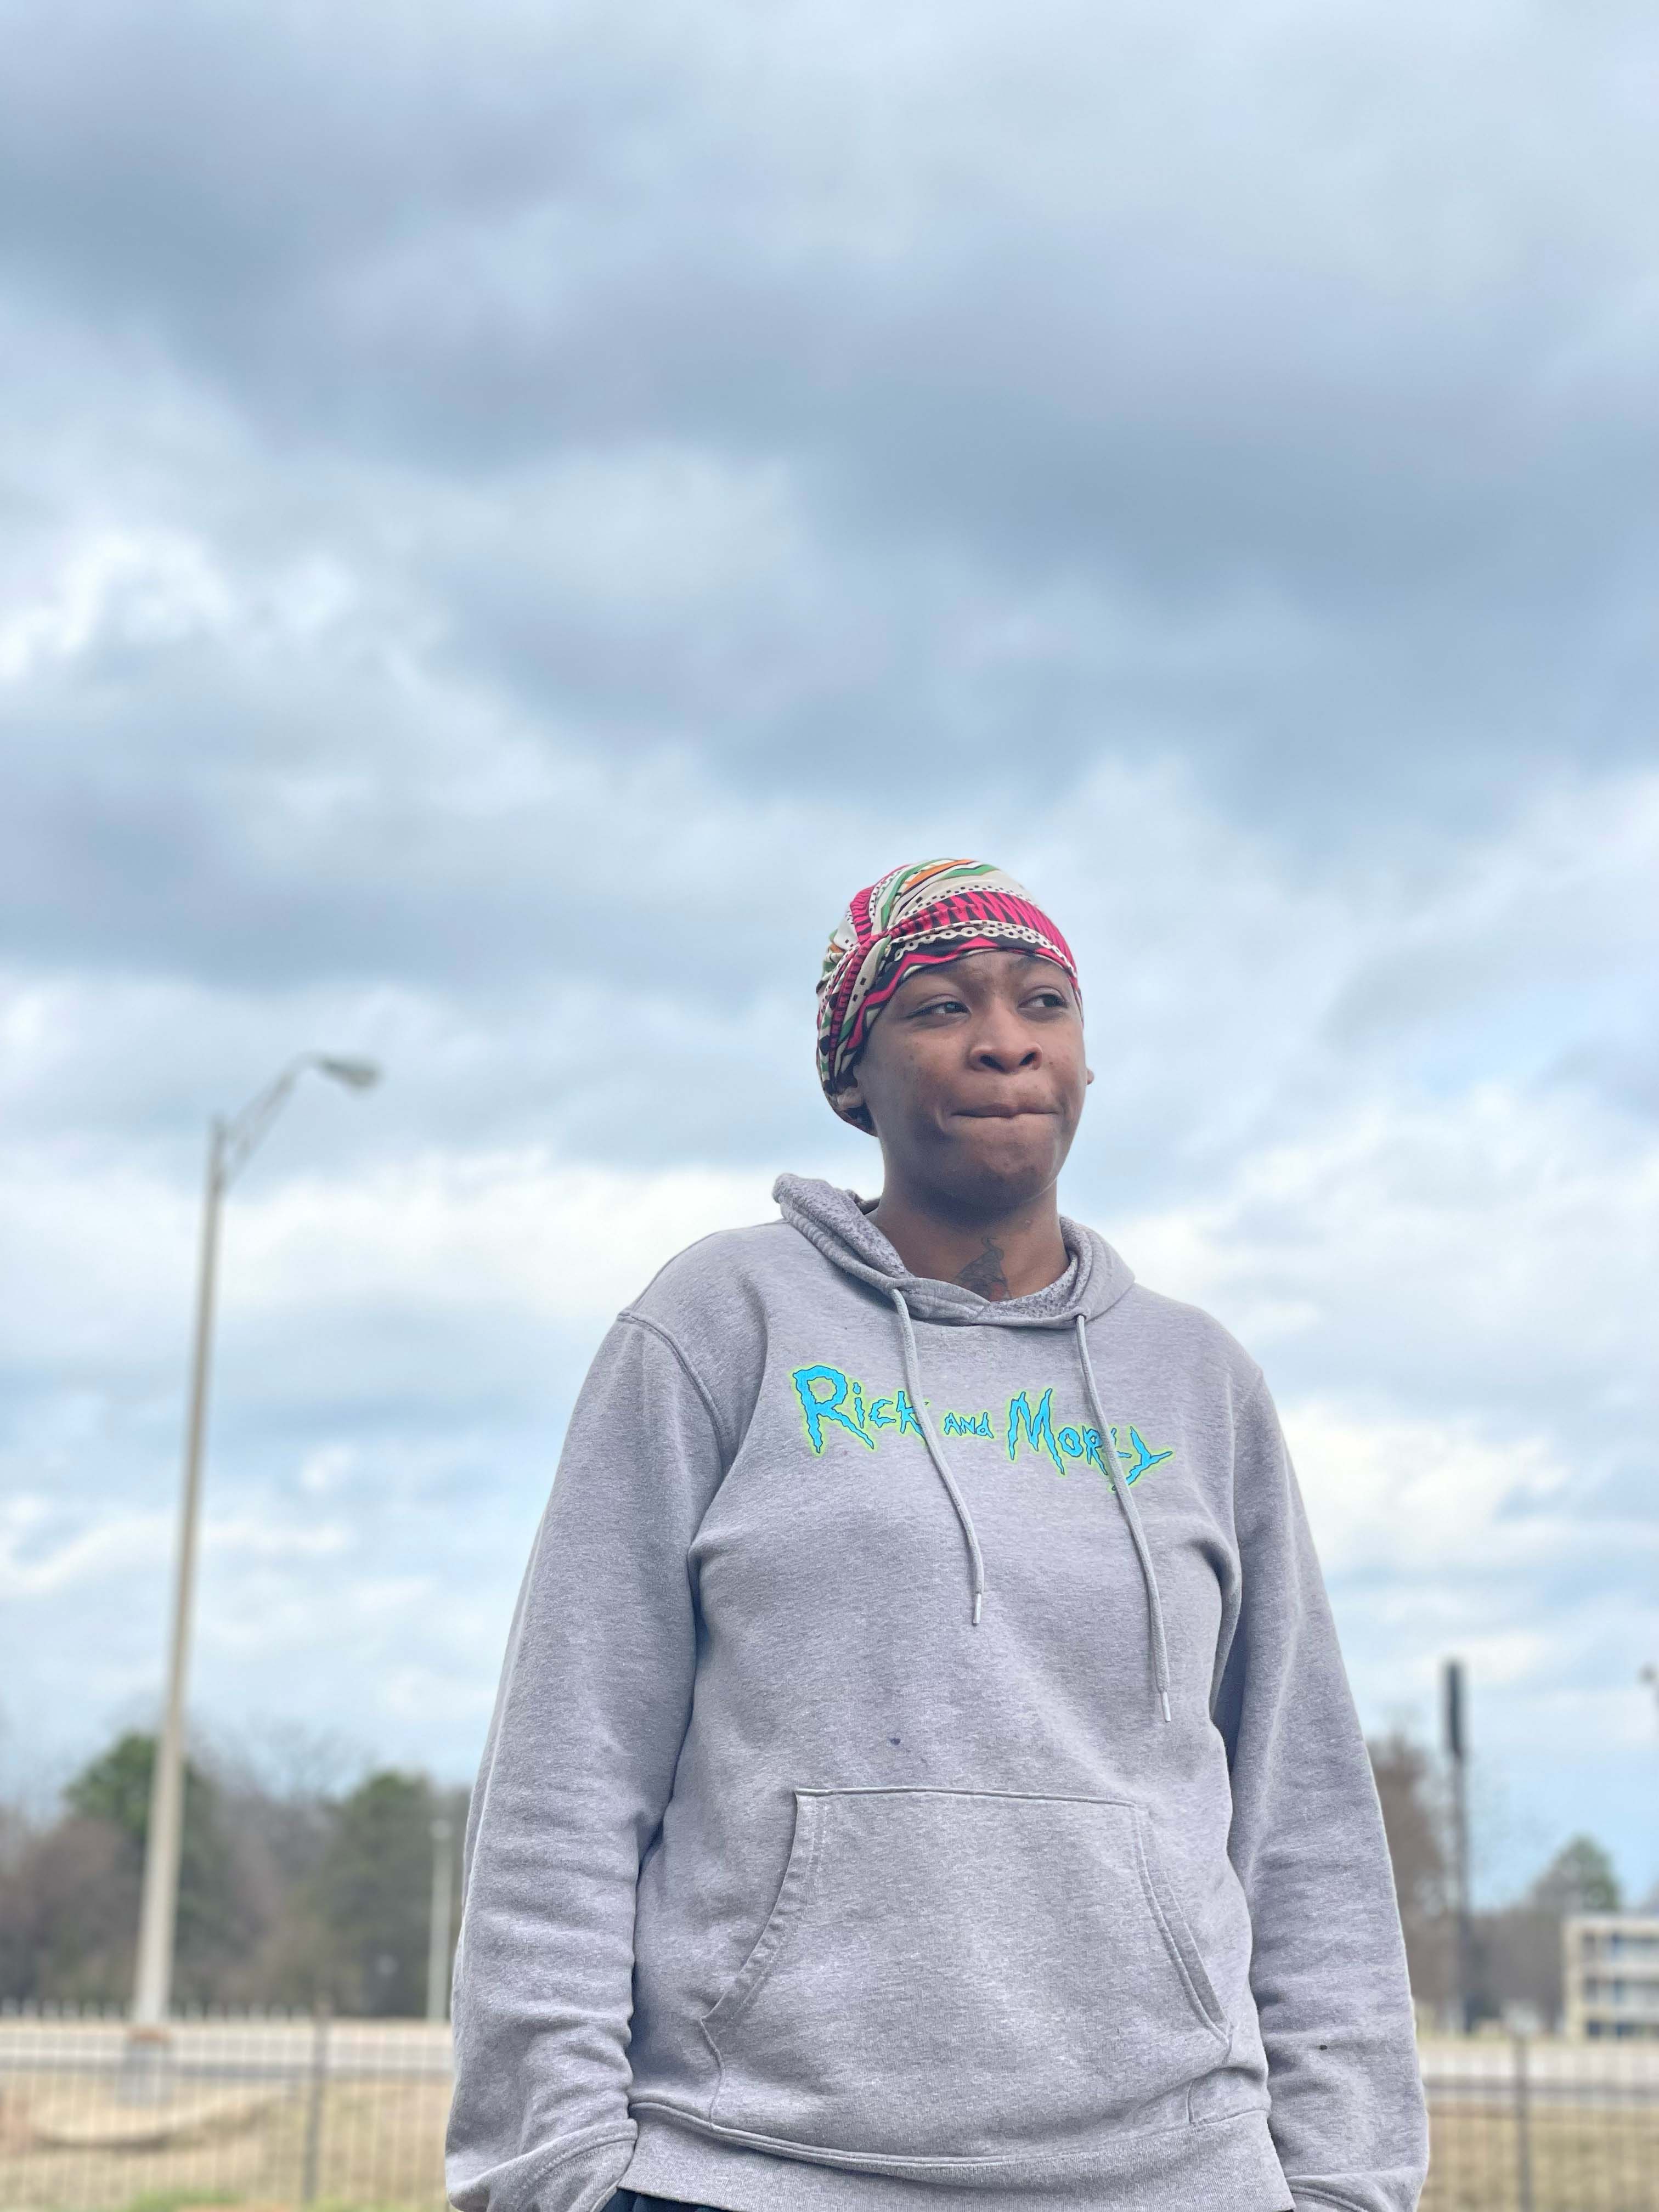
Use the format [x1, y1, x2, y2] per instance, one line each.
[882, 1286, 1173, 1722]
[888, 1286, 988, 1626]
[1075, 1314, 1173, 1724]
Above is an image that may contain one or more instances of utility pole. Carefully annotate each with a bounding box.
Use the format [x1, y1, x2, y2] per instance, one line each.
[427, 1816, 455, 2023]
[1444, 1657, 1475, 2034]
[129, 1056, 380, 2039]
[130, 1118, 226, 2030]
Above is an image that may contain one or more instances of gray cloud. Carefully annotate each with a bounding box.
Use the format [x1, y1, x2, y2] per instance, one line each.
[2, 0, 1655, 853]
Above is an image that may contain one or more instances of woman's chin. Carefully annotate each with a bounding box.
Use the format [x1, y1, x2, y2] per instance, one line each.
[940, 1133, 1063, 1210]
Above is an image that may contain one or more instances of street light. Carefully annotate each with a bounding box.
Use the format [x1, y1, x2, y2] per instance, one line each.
[1443, 1658, 1474, 2034]
[130, 1054, 381, 2033]
[427, 1816, 455, 2023]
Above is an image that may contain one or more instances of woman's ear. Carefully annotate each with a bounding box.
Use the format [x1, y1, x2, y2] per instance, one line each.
[832, 1073, 877, 1136]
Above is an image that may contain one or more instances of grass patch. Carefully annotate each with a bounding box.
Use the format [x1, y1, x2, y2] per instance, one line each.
[123, 2194, 244, 2212]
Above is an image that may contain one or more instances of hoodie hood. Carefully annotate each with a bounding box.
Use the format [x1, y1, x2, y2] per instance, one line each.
[772, 1172, 1135, 1328]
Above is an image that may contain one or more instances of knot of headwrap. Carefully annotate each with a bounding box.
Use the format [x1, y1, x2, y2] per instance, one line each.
[816, 857, 1080, 1117]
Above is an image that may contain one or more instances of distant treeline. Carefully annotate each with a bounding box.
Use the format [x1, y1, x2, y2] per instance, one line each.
[0, 1725, 1632, 2023]
[0, 1731, 467, 2013]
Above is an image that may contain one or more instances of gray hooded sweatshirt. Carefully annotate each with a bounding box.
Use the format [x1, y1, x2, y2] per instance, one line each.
[448, 1177, 1427, 2212]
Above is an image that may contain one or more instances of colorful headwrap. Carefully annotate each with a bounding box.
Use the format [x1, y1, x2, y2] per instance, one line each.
[816, 857, 1080, 1116]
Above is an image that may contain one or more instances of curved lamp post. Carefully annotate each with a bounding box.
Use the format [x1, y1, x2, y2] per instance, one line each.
[130, 1055, 380, 2030]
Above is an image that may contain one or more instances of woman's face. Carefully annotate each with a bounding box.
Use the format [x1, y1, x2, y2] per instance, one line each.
[839, 948, 1090, 1218]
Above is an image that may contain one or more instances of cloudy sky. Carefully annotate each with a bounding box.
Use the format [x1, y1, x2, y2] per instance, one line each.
[2, 0, 1656, 1901]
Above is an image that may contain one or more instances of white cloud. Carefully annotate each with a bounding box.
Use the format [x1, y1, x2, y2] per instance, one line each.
[1114, 1077, 1659, 1429]
[0, 528, 235, 681]
[227, 1152, 777, 1324]
[0, 1499, 348, 1599]
[1284, 1401, 1571, 1579]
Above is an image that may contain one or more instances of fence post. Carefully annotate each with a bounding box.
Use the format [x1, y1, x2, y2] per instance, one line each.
[301, 1998, 331, 2206]
[1512, 2030, 1534, 2212]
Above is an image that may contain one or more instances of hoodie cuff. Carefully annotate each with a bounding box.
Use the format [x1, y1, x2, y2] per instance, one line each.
[448, 2127, 636, 2212]
[1286, 2184, 1397, 2212]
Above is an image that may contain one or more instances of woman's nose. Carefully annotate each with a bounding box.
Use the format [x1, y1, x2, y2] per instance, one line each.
[969, 1019, 1040, 1069]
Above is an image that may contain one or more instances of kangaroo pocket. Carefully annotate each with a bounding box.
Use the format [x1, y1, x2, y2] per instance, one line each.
[702, 1787, 1231, 2160]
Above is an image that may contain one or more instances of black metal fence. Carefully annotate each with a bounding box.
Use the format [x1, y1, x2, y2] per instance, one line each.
[0, 2008, 450, 2212]
[1421, 2036, 1659, 2212]
[2, 2008, 1656, 2212]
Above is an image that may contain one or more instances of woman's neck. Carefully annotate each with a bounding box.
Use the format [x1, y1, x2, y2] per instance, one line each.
[869, 1187, 1068, 1302]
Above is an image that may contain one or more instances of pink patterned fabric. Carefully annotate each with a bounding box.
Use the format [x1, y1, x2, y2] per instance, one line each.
[816, 857, 1079, 1115]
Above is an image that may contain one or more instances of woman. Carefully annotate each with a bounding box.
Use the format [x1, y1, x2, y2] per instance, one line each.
[447, 858, 1428, 2212]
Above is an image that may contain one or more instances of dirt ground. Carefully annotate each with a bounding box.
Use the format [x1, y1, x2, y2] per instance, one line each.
[2, 2073, 1657, 2212]
[1423, 2097, 1659, 2212]
[0, 2071, 450, 2212]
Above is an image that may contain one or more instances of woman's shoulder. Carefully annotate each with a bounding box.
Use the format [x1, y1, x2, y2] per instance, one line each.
[619, 1216, 821, 1363]
[628, 1216, 809, 1310]
[614, 1218, 828, 1443]
[1111, 1278, 1268, 1402]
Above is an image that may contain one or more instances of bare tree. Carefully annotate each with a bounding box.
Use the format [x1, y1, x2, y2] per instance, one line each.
[1369, 1731, 1452, 2018]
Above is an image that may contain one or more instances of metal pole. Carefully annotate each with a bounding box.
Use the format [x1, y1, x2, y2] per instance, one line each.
[426, 1817, 455, 2023]
[132, 1120, 225, 2029]
[301, 1998, 331, 2204]
[1444, 1657, 1474, 2033]
[127, 1056, 377, 2039]
[1512, 2030, 1534, 2212]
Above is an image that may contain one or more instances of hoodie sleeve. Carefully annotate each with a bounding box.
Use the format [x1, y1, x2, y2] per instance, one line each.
[1215, 1376, 1429, 2212]
[445, 1313, 726, 2212]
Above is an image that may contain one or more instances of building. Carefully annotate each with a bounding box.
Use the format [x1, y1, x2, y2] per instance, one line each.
[1564, 1914, 1659, 2039]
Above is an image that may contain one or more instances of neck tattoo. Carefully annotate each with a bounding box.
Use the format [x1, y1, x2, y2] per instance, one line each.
[955, 1237, 1011, 1301]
